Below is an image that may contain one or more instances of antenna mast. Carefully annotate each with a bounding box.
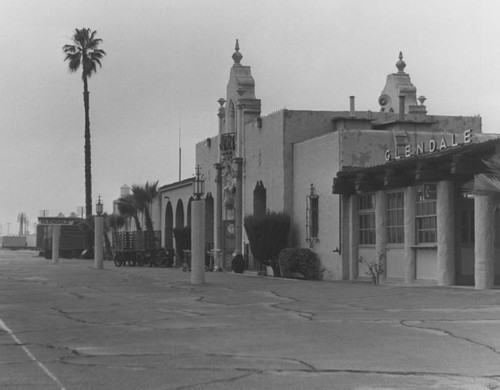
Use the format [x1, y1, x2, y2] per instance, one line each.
[178, 121, 181, 181]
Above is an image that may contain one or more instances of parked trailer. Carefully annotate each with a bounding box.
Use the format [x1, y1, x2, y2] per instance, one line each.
[1, 236, 27, 249]
[36, 217, 87, 259]
[113, 230, 172, 267]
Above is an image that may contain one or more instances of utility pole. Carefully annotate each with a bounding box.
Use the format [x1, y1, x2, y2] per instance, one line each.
[178, 122, 182, 181]
[18, 212, 26, 235]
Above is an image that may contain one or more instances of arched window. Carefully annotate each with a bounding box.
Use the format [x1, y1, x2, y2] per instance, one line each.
[228, 100, 236, 134]
[205, 193, 214, 249]
[253, 181, 267, 218]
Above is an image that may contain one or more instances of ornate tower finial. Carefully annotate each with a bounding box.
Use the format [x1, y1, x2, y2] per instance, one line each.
[396, 51, 406, 73]
[232, 39, 242, 65]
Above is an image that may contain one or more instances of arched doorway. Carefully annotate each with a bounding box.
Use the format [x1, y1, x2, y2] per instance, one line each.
[164, 201, 173, 249]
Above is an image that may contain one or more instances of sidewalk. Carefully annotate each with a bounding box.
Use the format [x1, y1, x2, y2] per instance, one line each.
[0, 250, 499, 389]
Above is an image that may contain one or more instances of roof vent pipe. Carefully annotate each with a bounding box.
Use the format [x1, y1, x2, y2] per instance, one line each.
[398, 95, 406, 121]
[349, 96, 355, 118]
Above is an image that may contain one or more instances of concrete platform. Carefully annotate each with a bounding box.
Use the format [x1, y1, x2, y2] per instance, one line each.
[0, 249, 499, 389]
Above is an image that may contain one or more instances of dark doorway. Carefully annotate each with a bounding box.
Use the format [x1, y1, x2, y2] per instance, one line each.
[164, 202, 173, 249]
[456, 192, 474, 285]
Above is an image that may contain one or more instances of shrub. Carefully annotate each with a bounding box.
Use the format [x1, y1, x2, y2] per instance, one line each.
[231, 254, 245, 273]
[278, 248, 322, 281]
[359, 249, 386, 285]
[244, 212, 290, 277]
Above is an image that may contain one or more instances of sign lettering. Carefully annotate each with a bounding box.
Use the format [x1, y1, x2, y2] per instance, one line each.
[385, 129, 473, 162]
[424, 184, 437, 200]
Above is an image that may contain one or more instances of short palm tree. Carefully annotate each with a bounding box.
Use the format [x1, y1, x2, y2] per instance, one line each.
[104, 213, 126, 259]
[131, 181, 159, 233]
[116, 194, 142, 231]
[63, 28, 106, 218]
[464, 154, 500, 197]
[132, 181, 159, 251]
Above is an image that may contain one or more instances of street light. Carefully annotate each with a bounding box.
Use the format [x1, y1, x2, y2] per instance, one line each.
[193, 164, 205, 200]
[94, 195, 104, 269]
[96, 195, 103, 216]
[191, 164, 206, 284]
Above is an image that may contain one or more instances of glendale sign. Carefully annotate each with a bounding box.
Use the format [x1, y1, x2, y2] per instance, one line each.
[385, 129, 472, 161]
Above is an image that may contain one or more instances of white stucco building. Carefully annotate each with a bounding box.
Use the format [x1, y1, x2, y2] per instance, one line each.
[142, 42, 500, 288]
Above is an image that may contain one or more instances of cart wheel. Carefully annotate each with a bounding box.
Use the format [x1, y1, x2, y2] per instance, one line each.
[114, 252, 123, 267]
[147, 251, 158, 267]
[144, 251, 153, 267]
[156, 250, 166, 267]
[136, 252, 145, 267]
[128, 254, 137, 267]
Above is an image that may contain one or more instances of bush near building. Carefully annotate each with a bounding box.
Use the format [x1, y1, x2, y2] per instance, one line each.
[278, 248, 323, 280]
[231, 254, 245, 273]
[244, 212, 290, 277]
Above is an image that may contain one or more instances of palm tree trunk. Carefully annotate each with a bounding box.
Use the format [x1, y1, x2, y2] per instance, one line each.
[144, 207, 155, 251]
[83, 75, 92, 218]
[144, 207, 154, 233]
[133, 215, 142, 231]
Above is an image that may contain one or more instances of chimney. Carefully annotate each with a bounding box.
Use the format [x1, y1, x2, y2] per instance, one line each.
[398, 95, 406, 121]
[349, 96, 355, 118]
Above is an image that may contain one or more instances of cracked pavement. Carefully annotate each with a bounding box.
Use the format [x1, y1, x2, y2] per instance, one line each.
[0, 250, 500, 389]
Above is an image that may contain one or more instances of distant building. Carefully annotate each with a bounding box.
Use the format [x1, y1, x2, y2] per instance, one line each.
[149, 43, 499, 288]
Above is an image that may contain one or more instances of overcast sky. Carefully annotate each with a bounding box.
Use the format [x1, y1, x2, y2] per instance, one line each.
[1, 0, 499, 234]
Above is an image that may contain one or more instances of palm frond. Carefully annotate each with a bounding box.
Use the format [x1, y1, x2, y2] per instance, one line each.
[463, 174, 500, 196]
[483, 154, 500, 175]
[62, 27, 105, 77]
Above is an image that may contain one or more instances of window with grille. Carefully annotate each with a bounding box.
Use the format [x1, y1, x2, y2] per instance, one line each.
[306, 184, 319, 247]
[386, 191, 404, 244]
[415, 187, 437, 244]
[358, 193, 375, 245]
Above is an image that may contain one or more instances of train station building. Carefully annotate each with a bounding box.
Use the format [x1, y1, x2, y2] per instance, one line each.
[153, 43, 500, 288]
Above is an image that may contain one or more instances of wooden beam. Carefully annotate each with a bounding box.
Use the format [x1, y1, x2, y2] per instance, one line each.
[451, 154, 485, 175]
[415, 161, 448, 182]
[384, 168, 413, 188]
[332, 177, 355, 195]
[355, 173, 383, 193]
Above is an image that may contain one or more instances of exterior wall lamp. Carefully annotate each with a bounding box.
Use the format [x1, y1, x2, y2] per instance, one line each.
[193, 165, 205, 200]
[96, 195, 104, 216]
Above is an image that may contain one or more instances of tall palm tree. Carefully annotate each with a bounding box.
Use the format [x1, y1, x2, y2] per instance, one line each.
[63, 28, 106, 218]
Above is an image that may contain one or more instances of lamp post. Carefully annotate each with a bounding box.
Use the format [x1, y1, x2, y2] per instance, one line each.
[94, 195, 104, 270]
[191, 165, 206, 284]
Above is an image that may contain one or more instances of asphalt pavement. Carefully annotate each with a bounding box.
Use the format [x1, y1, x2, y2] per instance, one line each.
[1, 249, 500, 390]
